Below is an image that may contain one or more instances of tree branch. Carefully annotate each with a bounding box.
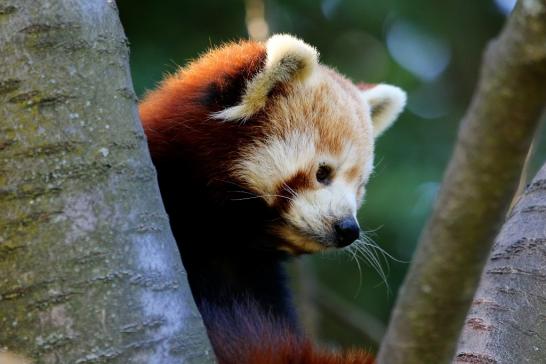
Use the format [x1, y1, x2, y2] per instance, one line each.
[378, 1, 546, 363]
[0, 1, 213, 362]
[454, 162, 546, 363]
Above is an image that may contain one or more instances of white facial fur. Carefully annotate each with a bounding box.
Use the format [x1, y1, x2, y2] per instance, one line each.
[234, 129, 318, 206]
[230, 67, 376, 252]
[220, 34, 406, 252]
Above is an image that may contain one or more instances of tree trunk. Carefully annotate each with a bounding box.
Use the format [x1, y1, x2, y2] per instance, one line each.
[378, 1, 546, 363]
[454, 162, 546, 363]
[0, 1, 213, 363]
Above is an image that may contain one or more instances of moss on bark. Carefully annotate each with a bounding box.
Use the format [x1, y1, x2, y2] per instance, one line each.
[0, 1, 213, 363]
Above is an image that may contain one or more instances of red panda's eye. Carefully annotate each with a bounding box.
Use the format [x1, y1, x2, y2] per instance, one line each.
[316, 165, 333, 185]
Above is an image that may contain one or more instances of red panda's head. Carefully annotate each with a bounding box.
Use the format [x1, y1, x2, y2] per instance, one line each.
[140, 34, 406, 255]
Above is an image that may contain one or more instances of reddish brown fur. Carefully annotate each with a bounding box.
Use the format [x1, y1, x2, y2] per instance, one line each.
[211, 326, 374, 364]
[139, 41, 266, 185]
[239, 338, 374, 364]
[273, 169, 314, 211]
[140, 40, 265, 129]
[139, 39, 376, 364]
[203, 300, 374, 364]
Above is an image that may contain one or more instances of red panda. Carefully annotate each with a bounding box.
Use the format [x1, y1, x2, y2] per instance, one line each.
[139, 34, 405, 364]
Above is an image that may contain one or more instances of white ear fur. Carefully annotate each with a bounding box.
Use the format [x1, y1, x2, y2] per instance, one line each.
[213, 34, 319, 121]
[361, 84, 406, 137]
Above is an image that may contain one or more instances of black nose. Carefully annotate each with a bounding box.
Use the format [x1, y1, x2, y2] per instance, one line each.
[334, 217, 360, 247]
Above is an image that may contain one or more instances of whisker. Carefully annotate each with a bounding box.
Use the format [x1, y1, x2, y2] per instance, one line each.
[282, 183, 298, 198]
[214, 178, 249, 190]
[361, 236, 393, 282]
[228, 189, 259, 197]
[358, 233, 390, 271]
[362, 225, 384, 235]
[355, 241, 387, 285]
[358, 233, 407, 264]
[345, 244, 363, 297]
[215, 179, 298, 203]
[230, 194, 296, 202]
[343, 230, 393, 292]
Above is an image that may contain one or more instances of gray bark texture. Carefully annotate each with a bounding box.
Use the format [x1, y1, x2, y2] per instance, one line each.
[378, 1, 546, 363]
[454, 163, 546, 363]
[0, 1, 214, 363]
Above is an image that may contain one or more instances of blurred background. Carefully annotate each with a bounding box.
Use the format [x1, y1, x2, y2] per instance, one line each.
[118, 0, 545, 354]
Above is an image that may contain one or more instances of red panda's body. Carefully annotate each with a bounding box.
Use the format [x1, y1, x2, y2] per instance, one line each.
[139, 35, 405, 364]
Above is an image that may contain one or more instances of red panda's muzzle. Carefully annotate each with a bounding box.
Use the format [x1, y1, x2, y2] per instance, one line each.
[270, 212, 361, 255]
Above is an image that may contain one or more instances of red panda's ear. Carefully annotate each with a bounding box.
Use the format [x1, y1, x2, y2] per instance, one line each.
[359, 84, 406, 138]
[213, 34, 319, 121]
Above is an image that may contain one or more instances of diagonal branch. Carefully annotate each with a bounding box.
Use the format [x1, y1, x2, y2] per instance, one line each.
[378, 1, 546, 363]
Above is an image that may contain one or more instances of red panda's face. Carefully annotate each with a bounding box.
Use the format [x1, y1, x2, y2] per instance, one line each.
[231, 70, 377, 253]
[217, 36, 406, 254]
[140, 34, 405, 255]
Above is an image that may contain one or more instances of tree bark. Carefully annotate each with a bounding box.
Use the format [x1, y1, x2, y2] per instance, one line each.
[378, 1, 546, 363]
[454, 162, 546, 363]
[0, 1, 213, 363]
